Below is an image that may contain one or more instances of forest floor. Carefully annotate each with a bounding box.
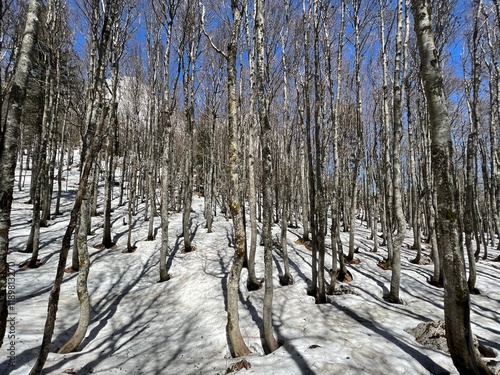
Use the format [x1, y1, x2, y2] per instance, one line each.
[1, 163, 500, 375]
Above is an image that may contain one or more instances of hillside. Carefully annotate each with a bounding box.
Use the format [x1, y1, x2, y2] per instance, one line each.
[1, 166, 500, 375]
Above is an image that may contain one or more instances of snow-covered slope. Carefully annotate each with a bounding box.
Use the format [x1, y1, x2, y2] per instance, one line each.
[1, 165, 499, 375]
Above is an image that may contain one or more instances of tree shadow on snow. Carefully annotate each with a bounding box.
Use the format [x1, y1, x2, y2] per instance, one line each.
[42, 251, 159, 374]
[14, 249, 110, 304]
[330, 300, 451, 375]
[166, 236, 181, 273]
[239, 292, 266, 352]
[273, 303, 317, 375]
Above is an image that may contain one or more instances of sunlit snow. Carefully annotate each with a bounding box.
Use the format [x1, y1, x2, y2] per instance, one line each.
[1, 157, 499, 374]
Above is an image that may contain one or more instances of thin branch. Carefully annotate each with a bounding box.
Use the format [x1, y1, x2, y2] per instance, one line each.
[199, 1, 227, 59]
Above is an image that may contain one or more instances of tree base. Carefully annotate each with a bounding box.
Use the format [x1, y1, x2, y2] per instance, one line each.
[158, 274, 171, 283]
[295, 237, 312, 251]
[307, 287, 327, 304]
[410, 254, 432, 266]
[181, 245, 196, 253]
[383, 293, 404, 305]
[94, 242, 116, 250]
[377, 259, 392, 270]
[122, 246, 137, 253]
[469, 287, 481, 295]
[247, 278, 263, 291]
[427, 278, 444, 288]
[19, 259, 42, 269]
[279, 273, 294, 286]
[336, 268, 353, 283]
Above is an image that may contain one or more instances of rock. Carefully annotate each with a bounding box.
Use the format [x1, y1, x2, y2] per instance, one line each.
[408, 321, 497, 361]
[408, 321, 448, 352]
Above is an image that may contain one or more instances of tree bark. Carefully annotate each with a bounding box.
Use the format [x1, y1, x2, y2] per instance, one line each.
[224, 0, 251, 358]
[181, 25, 196, 252]
[387, 0, 407, 304]
[0, 0, 41, 347]
[157, 1, 179, 282]
[256, 0, 279, 353]
[411, 1, 493, 373]
[58, 195, 91, 353]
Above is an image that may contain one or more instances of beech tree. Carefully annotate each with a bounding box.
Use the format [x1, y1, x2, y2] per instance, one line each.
[386, 0, 407, 304]
[29, 0, 122, 370]
[0, 0, 42, 348]
[201, 0, 251, 356]
[411, 0, 493, 374]
[179, 0, 201, 253]
[255, 0, 279, 353]
[243, 0, 262, 291]
[157, 0, 180, 282]
[225, 0, 251, 357]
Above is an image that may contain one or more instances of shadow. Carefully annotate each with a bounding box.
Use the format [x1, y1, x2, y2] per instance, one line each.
[350, 266, 436, 322]
[239, 293, 266, 353]
[42, 250, 160, 374]
[286, 248, 311, 283]
[166, 237, 181, 273]
[331, 300, 451, 375]
[109, 216, 142, 246]
[273, 253, 284, 276]
[13, 248, 111, 304]
[273, 303, 317, 375]
[189, 223, 200, 243]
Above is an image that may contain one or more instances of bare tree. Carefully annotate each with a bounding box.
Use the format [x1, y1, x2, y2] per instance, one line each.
[0, 0, 41, 348]
[255, 0, 279, 353]
[243, 0, 262, 291]
[157, 0, 180, 282]
[411, 0, 493, 373]
[29, 0, 121, 370]
[386, 0, 407, 304]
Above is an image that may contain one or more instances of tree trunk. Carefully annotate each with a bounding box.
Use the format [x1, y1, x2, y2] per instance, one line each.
[58, 195, 91, 353]
[126, 160, 137, 252]
[205, 111, 216, 233]
[182, 6, 199, 252]
[408, 78, 422, 263]
[329, 0, 347, 289]
[55, 110, 68, 216]
[464, 133, 478, 293]
[387, 0, 407, 304]
[102, 136, 115, 248]
[411, 1, 492, 373]
[102, 61, 121, 248]
[379, 0, 394, 267]
[278, 6, 293, 287]
[244, 2, 261, 291]
[0, 0, 41, 347]
[225, 0, 251, 358]
[347, 0, 364, 265]
[256, 0, 279, 353]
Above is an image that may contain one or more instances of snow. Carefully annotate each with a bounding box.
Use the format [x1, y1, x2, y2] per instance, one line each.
[1, 164, 500, 375]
